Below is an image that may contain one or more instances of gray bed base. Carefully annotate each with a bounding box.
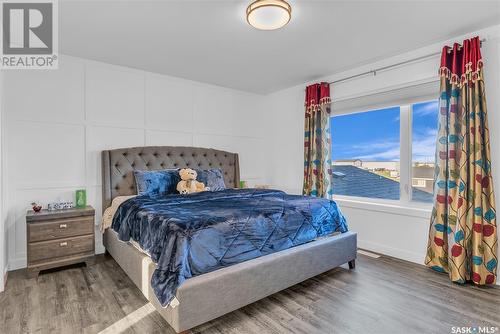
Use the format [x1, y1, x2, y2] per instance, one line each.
[104, 229, 357, 333]
[101, 146, 357, 333]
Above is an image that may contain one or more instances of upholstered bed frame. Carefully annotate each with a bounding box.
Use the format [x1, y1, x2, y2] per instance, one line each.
[101, 146, 240, 211]
[101, 146, 357, 333]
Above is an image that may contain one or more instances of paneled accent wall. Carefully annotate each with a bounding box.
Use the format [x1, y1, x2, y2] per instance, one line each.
[3, 55, 266, 270]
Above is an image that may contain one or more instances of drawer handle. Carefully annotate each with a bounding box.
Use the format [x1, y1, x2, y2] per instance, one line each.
[59, 224, 67, 229]
[59, 242, 68, 247]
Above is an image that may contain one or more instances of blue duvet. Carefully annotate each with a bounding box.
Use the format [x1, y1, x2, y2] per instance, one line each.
[112, 188, 348, 307]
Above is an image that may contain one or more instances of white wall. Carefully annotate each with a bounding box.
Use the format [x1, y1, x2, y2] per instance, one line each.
[2, 55, 267, 270]
[0, 71, 4, 291]
[264, 24, 500, 273]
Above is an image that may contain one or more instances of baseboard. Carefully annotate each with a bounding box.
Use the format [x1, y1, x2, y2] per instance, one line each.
[95, 244, 105, 255]
[8, 256, 26, 271]
[0, 268, 6, 293]
[6, 239, 499, 286]
[357, 249, 381, 258]
[358, 239, 500, 286]
[357, 239, 424, 265]
[8, 245, 105, 272]
[3, 269, 7, 291]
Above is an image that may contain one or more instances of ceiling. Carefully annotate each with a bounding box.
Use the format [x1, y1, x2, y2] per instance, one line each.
[60, 0, 500, 94]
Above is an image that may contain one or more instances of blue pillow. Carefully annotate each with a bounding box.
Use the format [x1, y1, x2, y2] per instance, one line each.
[134, 169, 180, 196]
[196, 169, 226, 191]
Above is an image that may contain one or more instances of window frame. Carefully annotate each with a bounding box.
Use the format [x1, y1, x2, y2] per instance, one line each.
[330, 95, 437, 211]
[412, 179, 427, 188]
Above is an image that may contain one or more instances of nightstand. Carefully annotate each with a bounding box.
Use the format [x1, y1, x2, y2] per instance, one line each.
[26, 206, 95, 277]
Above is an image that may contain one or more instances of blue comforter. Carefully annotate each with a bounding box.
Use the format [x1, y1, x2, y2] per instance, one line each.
[112, 188, 348, 307]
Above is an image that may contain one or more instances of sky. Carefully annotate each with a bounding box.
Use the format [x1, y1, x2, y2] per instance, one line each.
[330, 100, 438, 163]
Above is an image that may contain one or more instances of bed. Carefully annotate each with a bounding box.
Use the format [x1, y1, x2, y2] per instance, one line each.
[101, 146, 357, 333]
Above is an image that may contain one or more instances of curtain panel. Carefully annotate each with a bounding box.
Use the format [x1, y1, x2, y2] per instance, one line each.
[425, 37, 497, 285]
[303, 82, 333, 198]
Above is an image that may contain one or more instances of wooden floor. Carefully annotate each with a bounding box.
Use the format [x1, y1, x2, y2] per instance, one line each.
[1, 253, 499, 334]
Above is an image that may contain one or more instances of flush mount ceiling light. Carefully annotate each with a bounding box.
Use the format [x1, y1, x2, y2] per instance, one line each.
[246, 0, 292, 30]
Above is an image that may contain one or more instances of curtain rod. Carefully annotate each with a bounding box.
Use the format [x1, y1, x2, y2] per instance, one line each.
[328, 39, 486, 85]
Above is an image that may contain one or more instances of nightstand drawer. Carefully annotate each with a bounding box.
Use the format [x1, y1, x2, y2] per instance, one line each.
[28, 235, 94, 263]
[28, 217, 94, 242]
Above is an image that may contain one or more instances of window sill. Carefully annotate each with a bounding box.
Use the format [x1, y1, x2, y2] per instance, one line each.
[333, 196, 432, 219]
[268, 186, 432, 219]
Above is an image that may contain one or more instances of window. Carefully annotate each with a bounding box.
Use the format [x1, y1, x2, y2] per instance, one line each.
[411, 101, 438, 203]
[330, 107, 401, 200]
[330, 99, 438, 205]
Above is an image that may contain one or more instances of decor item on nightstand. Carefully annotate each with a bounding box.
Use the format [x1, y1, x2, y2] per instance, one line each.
[75, 189, 87, 208]
[239, 180, 248, 188]
[31, 202, 42, 213]
[26, 205, 95, 277]
[48, 201, 74, 211]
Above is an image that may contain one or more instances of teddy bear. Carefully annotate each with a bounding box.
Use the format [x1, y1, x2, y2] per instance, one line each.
[176, 168, 209, 194]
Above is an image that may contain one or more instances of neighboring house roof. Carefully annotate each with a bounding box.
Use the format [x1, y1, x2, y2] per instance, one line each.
[332, 165, 433, 202]
[413, 166, 435, 179]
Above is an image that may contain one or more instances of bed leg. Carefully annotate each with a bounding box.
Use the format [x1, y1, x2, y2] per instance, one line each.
[348, 259, 356, 269]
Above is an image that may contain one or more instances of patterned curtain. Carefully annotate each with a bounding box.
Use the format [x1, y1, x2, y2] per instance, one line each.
[426, 37, 497, 285]
[303, 82, 333, 198]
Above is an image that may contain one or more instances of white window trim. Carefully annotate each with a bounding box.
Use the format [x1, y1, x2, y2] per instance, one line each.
[331, 95, 437, 212]
[400, 103, 412, 205]
[333, 195, 431, 219]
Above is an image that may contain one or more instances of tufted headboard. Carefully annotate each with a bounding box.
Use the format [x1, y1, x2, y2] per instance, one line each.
[101, 146, 240, 212]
